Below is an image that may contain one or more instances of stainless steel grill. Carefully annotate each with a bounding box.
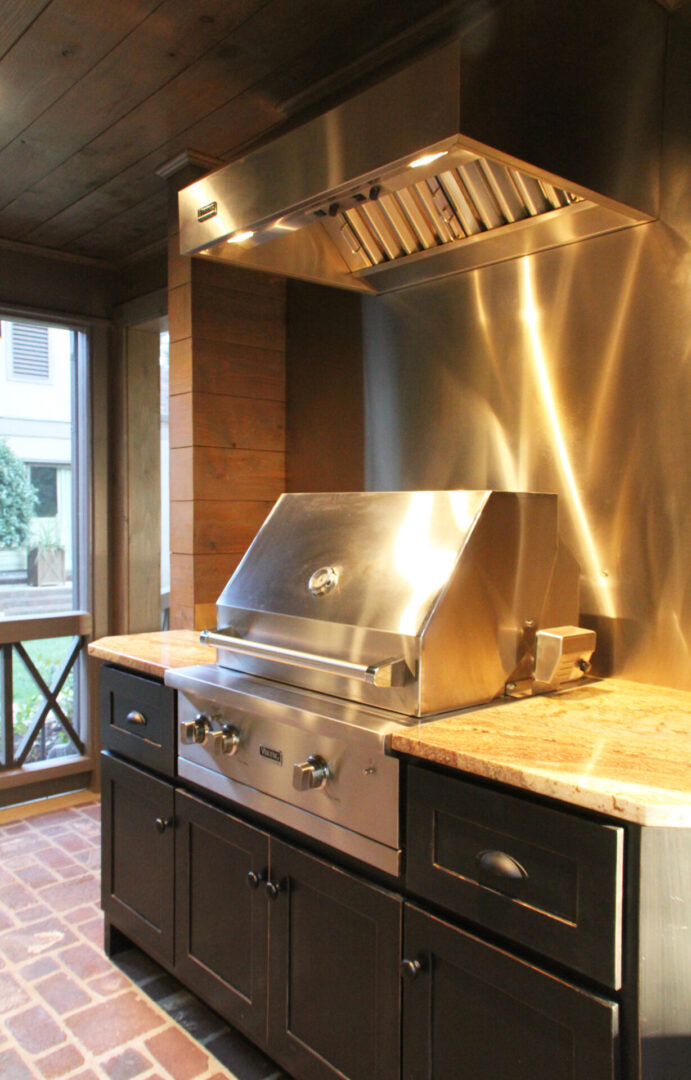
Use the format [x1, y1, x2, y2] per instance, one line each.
[166, 491, 594, 875]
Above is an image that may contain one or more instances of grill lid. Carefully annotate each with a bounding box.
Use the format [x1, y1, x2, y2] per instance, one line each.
[207, 490, 579, 716]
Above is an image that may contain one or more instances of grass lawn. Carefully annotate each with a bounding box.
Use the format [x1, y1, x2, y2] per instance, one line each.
[12, 636, 77, 760]
[13, 636, 74, 701]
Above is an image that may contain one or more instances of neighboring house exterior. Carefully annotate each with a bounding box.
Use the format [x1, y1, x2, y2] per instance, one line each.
[0, 319, 73, 579]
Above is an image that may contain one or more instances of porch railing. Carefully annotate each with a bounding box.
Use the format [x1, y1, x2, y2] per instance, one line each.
[0, 611, 92, 771]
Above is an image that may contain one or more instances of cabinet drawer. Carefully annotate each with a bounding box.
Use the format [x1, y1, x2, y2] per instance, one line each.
[100, 665, 175, 777]
[406, 764, 623, 989]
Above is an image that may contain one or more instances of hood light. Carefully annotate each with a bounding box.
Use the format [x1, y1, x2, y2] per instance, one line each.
[409, 151, 448, 169]
[227, 230, 254, 244]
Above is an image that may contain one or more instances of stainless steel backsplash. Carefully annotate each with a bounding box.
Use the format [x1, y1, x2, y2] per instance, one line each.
[361, 14, 691, 690]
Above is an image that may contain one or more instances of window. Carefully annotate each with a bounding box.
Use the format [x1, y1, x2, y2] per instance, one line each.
[10, 323, 50, 381]
[1, 316, 91, 791]
[29, 465, 59, 517]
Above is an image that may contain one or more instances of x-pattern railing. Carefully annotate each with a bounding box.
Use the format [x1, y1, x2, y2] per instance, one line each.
[0, 612, 92, 771]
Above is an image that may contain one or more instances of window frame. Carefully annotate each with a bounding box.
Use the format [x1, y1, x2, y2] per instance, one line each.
[0, 307, 109, 805]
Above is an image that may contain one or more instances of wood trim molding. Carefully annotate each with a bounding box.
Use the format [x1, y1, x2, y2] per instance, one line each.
[0, 612, 93, 646]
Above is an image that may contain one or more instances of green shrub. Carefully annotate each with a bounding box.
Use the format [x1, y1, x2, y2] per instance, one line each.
[0, 439, 36, 549]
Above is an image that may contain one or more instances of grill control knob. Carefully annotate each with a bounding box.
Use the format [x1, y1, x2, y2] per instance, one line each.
[208, 724, 240, 756]
[180, 713, 212, 745]
[293, 755, 330, 791]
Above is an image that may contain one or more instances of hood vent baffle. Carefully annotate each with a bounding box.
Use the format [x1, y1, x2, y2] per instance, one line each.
[324, 159, 581, 272]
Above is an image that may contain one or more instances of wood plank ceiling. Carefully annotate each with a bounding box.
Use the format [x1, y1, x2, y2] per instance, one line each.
[0, 0, 684, 267]
[0, 0, 484, 266]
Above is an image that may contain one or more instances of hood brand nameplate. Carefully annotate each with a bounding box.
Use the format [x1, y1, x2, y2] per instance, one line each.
[197, 201, 218, 222]
[260, 745, 282, 765]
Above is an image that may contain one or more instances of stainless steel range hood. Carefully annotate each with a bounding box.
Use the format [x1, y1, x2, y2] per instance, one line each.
[178, 1, 664, 293]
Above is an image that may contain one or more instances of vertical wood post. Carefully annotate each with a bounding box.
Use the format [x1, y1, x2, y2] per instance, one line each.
[110, 327, 162, 634]
[160, 153, 286, 630]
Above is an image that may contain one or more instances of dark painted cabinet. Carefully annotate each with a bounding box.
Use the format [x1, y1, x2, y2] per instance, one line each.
[402, 903, 618, 1080]
[174, 795, 402, 1080]
[402, 765, 621, 1080]
[101, 752, 175, 967]
[268, 838, 401, 1080]
[102, 753, 401, 1080]
[100, 663, 176, 777]
[403, 763, 691, 1080]
[405, 762, 624, 989]
[99, 659, 402, 1080]
[100, 666, 691, 1080]
[174, 789, 270, 1044]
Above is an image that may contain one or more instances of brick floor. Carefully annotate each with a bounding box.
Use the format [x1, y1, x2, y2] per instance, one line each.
[0, 802, 289, 1080]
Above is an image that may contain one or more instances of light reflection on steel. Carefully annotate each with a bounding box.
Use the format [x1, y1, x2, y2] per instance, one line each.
[519, 257, 615, 618]
[363, 216, 691, 690]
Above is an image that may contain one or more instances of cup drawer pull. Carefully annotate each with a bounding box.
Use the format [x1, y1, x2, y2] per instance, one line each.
[125, 710, 147, 726]
[476, 849, 528, 882]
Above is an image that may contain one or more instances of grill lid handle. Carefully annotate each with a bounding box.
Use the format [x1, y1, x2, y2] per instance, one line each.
[199, 628, 411, 688]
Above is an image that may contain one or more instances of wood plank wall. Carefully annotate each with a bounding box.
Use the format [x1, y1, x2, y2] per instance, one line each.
[167, 185, 286, 629]
[285, 280, 364, 493]
[110, 326, 162, 634]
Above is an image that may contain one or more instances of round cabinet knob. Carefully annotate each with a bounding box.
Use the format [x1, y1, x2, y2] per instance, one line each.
[155, 817, 173, 833]
[265, 880, 282, 900]
[401, 958, 423, 981]
[292, 755, 330, 791]
[247, 870, 264, 889]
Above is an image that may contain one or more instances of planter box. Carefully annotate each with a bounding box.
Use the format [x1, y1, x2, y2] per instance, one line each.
[27, 546, 66, 587]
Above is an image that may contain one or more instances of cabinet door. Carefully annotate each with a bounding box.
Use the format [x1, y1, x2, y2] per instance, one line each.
[101, 751, 175, 966]
[267, 838, 401, 1080]
[402, 904, 619, 1080]
[175, 790, 269, 1044]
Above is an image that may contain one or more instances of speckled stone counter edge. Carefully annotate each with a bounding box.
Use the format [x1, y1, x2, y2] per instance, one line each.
[88, 634, 691, 827]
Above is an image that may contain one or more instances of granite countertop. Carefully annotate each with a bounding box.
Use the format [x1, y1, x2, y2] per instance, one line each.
[88, 632, 691, 827]
[88, 629, 215, 679]
[392, 678, 691, 827]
